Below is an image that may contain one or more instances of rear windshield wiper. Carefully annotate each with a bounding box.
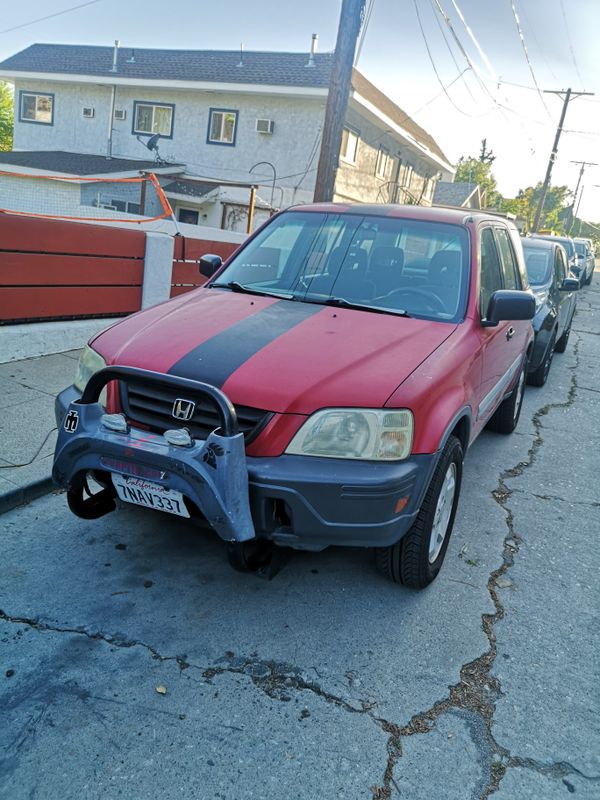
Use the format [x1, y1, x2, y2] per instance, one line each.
[323, 296, 411, 317]
[210, 281, 295, 300]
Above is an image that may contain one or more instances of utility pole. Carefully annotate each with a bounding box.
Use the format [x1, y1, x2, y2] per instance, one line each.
[532, 88, 595, 232]
[569, 160, 597, 232]
[313, 0, 367, 202]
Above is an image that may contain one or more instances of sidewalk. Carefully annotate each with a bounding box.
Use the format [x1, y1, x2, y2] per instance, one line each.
[0, 350, 81, 513]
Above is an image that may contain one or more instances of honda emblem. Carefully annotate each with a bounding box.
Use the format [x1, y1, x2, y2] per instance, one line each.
[172, 398, 195, 421]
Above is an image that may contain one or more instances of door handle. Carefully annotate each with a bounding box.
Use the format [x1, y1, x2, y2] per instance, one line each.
[506, 326, 515, 341]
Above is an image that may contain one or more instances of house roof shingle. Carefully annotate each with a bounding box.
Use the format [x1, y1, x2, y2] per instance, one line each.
[433, 181, 480, 207]
[0, 43, 334, 88]
[0, 150, 181, 175]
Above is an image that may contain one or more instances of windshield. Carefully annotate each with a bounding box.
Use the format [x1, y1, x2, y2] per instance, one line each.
[212, 211, 470, 322]
[522, 245, 552, 286]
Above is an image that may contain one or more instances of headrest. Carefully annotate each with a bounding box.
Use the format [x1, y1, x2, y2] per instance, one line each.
[330, 246, 368, 274]
[429, 250, 462, 284]
[370, 246, 404, 271]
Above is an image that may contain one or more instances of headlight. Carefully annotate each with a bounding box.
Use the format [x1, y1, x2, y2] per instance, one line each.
[74, 344, 107, 405]
[285, 408, 413, 461]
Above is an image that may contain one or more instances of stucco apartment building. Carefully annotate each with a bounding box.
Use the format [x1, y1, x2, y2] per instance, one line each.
[0, 42, 454, 231]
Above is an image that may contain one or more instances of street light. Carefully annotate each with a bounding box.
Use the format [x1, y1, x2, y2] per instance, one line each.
[249, 161, 277, 210]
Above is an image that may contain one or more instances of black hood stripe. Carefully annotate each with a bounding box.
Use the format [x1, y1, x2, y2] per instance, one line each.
[167, 298, 323, 387]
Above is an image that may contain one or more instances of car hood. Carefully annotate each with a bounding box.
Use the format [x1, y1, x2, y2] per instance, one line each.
[93, 289, 457, 414]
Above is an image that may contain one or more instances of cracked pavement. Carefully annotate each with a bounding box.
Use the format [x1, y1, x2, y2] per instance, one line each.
[1, 279, 599, 799]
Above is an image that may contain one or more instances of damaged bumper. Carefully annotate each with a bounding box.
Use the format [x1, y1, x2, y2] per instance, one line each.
[55, 370, 435, 551]
[52, 366, 255, 543]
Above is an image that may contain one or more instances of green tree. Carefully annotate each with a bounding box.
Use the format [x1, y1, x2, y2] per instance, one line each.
[0, 82, 14, 152]
[500, 183, 572, 233]
[454, 139, 501, 207]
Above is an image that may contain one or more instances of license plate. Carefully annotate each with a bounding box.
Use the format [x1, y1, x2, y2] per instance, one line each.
[112, 474, 190, 518]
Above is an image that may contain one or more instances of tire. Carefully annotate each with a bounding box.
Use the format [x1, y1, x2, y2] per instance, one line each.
[487, 362, 527, 433]
[527, 331, 556, 387]
[587, 269, 594, 286]
[554, 323, 571, 354]
[375, 435, 463, 589]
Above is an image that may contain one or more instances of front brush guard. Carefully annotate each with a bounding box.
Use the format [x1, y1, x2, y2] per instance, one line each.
[52, 366, 255, 543]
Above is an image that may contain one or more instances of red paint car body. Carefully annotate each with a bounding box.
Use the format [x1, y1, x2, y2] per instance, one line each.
[55, 204, 535, 587]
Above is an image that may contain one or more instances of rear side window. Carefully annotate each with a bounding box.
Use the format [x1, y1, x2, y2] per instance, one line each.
[495, 228, 520, 290]
[480, 228, 503, 315]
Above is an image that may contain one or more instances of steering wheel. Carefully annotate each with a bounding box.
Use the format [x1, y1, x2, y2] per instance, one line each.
[383, 286, 447, 314]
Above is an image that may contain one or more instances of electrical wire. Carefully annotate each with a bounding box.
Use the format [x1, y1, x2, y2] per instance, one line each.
[0, 0, 103, 35]
[509, 0, 553, 119]
[448, 0, 497, 81]
[431, 0, 538, 154]
[412, 0, 487, 118]
[559, 0, 585, 89]
[427, 0, 477, 103]
[355, 0, 375, 65]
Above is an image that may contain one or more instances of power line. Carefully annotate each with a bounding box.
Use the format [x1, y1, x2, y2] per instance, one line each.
[0, 0, 103, 35]
[431, 0, 537, 152]
[427, 0, 477, 103]
[448, 0, 497, 81]
[508, 0, 553, 119]
[533, 88, 595, 231]
[559, 0, 585, 89]
[413, 0, 486, 118]
[355, 0, 375, 64]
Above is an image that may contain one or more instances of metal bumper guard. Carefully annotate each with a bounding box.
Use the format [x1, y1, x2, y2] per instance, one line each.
[52, 366, 255, 543]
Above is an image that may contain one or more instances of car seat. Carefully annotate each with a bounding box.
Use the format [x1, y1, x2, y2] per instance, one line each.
[369, 246, 405, 296]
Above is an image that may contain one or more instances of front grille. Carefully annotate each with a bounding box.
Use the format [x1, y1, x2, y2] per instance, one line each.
[121, 382, 272, 444]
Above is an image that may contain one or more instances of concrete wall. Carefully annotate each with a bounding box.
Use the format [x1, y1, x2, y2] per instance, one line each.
[13, 79, 325, 198]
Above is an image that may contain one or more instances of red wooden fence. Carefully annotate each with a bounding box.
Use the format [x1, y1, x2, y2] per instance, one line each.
[170, 236, 239, 298]
[0, 215, 146, 324]
[0, 215, 243, 324]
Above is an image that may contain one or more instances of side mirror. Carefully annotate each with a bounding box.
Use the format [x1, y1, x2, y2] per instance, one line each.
[560, 277, 579, 292]
[199, 254, 222, 278]
[482, 290, 535, 327]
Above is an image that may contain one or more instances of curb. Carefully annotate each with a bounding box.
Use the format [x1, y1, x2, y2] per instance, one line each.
[0, 476, 56, 516]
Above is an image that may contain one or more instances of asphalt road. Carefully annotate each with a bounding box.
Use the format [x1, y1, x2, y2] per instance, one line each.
[1, 276, 599, 800]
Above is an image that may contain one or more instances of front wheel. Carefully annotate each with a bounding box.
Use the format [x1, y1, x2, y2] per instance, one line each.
[527, 331, 556, 387]
[375, 435, 463, 589]
[554, 323, 571, 354]
[487, 363, 526, 434]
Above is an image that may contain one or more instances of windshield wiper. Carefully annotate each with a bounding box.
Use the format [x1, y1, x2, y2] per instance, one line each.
[323, 296, 411, 317]
[210, 281, 295, 300]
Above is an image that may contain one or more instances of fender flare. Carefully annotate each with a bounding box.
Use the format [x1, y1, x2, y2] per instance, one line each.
[413, 405, 472, 511]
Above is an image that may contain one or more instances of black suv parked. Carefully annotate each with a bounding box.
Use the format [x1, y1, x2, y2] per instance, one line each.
[522, 238, 579, 386]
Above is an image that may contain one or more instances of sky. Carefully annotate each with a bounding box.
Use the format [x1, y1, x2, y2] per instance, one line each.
[1, 0, 599, 219]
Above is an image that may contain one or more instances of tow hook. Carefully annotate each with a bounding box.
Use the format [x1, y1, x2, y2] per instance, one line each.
[226, 539, 289, 580]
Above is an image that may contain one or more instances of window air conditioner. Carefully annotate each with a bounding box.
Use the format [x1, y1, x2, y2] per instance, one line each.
[82, 107, 95, 118]
[256, 118, 275, 135]
[114, 109, 126, 120]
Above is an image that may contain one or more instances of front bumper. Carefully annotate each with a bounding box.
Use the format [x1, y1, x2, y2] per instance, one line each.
[55, 381, 436, 551]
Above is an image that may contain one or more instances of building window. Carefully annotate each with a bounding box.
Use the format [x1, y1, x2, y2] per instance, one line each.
[19, 92, 54, 125]
[178, 208, 200, 225]
[207, 109, 238, 145]
[340, 127, 359, 164]
[375, 148, 390, 179]
[110, 200, 141, 215]
[133, 101, 174, 137]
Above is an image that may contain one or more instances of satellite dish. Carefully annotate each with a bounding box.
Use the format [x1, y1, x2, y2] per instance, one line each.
[146, 133, 161, 152]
